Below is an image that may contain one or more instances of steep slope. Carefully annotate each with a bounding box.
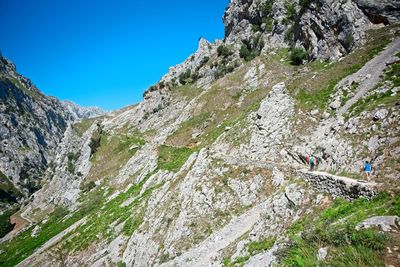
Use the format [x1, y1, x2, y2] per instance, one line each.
[0, 55, 74, 203]
[0, 1, 399, 266]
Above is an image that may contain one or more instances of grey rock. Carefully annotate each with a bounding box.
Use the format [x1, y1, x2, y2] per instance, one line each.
[317, 247, 328, 261]
[356, 216, 400, 232]
[373, 108, 388, 121]
[355, 0, 400, 24]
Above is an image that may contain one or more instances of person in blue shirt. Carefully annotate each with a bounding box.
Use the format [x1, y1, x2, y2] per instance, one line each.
[364, 161, 371, 180]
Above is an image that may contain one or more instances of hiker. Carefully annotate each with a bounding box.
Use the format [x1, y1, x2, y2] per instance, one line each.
[309, 154, 316, 171]
[364, 161, 371, 180]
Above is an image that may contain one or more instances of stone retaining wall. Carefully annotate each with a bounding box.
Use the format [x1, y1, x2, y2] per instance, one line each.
[296, 170, 377, 199]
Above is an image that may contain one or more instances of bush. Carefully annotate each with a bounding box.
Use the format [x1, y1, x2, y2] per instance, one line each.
[290, 48, 308, 65]
[239, 45, 253, 61]
[217, 45, 233, 58]
[0, 208, 17, 238]
[179, 69, 192, 85]
[343, 33, 354, 52]
[286, 2, 296, 20]
[80, 181, 96, 193]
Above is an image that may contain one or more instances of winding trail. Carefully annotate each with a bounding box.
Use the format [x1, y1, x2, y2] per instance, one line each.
[16, 217, 87, 267]
[160, 200, 266, 267]
[337, 38, 400, 116]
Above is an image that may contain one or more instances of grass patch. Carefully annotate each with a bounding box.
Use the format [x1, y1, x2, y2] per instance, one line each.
[86, 130, 145, 182]
[63, 171, 159, 252]
[289, 25, 396, 111]
[122, 216, 143, 236]
[223, 237, 276, 266]
[72, 118, 96, 137]
[279, 193, 399, 266]
[0, 206, 85, 266]
[158, 145, 195, 173]
[347, 89, 399, 118]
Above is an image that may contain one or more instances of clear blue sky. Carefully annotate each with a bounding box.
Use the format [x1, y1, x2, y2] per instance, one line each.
[1, 0, 228, 110]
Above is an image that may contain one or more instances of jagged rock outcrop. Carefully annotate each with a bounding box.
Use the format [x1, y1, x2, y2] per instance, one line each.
[355, 0, 400, 24]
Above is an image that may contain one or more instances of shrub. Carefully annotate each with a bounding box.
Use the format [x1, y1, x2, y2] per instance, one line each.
[290, 48, 308, 65]
[240, 45, 253, 61]
[343, 33, 354, 52]
[252, 24, 260, 33]
[179, 69, 192, 85]
[0, 208, 17, 238]
[286, 2, 296, 20]
[217, 45, 233, 58]
[284, 26, 294, 47]
[80, 181, 96, 193]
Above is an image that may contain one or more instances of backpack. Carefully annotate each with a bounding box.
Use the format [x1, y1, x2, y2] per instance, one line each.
[310, 156, 315, 164]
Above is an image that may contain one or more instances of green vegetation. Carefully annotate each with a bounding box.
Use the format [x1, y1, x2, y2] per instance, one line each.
[67, 152, 80, 174]
[296, 80, 337, 110]
[123, 216, 143, 236]
[63, 171, 159, 252]
[179, 69, 192, 85]
[240, 35, 265, 62]
[280, 193, 400, 266]
[385, 62, 400, 87]
[0, 208, 18, 238]
[286, 2, 296, 20]
[248, 238, 276, 255]
[217, 45, 234, 58]
[114, 134, 145, 154]
[290, 48, 308, 65]
[6, 77, 43, 100]
[79, 181, 96, 193]
[0, 171, 22, 203]
[0, 205, 85, 266]
[72, 118, 96, 137]
[158, 145, 195, 172]
[86, 130, 145, 182]
[223, 237, 276, 266]
[290, 26, 395, 110]
[348, 89, 399, 118]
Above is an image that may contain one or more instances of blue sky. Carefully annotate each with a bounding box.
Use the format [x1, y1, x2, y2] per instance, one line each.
[1, 0, 228, 110]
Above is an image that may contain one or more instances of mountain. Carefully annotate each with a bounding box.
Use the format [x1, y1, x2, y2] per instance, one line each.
[0, 54, 106, 209]
[1, 0, 400, 266]
[61, 100, 106, 121]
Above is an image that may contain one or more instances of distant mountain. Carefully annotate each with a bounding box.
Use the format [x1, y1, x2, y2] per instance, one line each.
[61, 100, 106, 121]
[1, 0, 400, 266]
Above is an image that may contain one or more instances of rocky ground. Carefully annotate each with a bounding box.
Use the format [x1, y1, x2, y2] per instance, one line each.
[0, 0, 400, 266]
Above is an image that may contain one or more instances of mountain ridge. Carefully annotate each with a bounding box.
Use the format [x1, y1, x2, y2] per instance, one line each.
[0, 0, 400, 266]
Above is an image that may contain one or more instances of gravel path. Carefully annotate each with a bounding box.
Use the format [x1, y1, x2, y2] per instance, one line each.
[338, 38, 400, 116]
[160, 201, 266, 267]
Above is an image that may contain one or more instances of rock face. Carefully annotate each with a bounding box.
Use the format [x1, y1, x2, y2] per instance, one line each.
[0, 55, 73, 199]
[0, 55, 104, 203]
[223, 0, 397, 60]
[355, 0, 400, 24]
[1, 1, 400, 266]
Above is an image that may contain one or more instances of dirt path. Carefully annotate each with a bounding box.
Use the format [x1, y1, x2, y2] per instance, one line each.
[16, 217, 87, 267]
[160, 200, 266, 267]
[338, 38, 400, 116]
